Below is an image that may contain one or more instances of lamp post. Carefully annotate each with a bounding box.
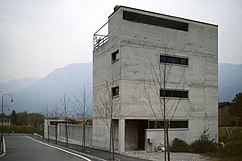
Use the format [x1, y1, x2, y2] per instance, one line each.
[1, 94, 13, 139]
[3, 105, 10, 113]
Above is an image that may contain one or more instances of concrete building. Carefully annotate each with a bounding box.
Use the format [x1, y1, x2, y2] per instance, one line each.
[93, 6, 218, 153]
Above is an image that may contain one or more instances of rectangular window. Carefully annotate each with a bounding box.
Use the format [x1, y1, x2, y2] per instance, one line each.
[160, 55, 188, 65]
[149, 121, 155, 128]
[180, 58, 188, 65]
[112, 86, 119, 97]
[170, 121, 188, 128]
[123, 11, 189, 32]
[149, 121, 164, 129]
[160, 90, 188, 98]
[149, 120, 188, 129]
[111, 50, 119, 63]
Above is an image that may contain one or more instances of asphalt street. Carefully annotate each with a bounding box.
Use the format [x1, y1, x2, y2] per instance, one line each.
[0, 135, 90, 161]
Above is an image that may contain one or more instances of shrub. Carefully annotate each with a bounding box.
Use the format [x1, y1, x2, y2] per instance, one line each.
[0, 125, 40, 135]
[219, 141, 242, 154]
[191, 128, 217, 153]
[218, 130, 242, 154]
[170, 138, 190, 152]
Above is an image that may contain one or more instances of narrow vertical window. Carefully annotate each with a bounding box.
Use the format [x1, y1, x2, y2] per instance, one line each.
[112, 86, 119, 97]
[111, 50, 119, 63]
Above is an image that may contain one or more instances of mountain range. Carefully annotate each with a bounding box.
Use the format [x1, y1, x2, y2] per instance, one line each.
[0, 63, 92, 115]
[0, 63, 241, 114]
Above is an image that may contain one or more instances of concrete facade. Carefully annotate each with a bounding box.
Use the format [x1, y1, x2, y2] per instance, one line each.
[93, 6, 218, 153]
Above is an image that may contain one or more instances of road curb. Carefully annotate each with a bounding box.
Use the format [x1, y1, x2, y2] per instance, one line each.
[28, 137, 106, 161]
[61, 146, 107, 161]
[0, 137, 6, 157]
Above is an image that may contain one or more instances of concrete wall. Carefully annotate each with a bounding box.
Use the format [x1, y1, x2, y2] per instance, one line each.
[92, 119, 119, 151]
[44, 120, 92, 147]
[146, 129, 189, 152]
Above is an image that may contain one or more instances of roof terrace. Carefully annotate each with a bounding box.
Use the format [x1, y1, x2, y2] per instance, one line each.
[93, 21, 108, 50]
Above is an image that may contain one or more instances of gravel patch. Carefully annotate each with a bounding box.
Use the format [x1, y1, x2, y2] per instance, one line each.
[123, 151, 208, 161]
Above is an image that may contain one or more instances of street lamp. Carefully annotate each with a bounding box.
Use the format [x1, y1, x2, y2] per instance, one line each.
[1, 94, 14, 139]
[3, 105, 10, 112]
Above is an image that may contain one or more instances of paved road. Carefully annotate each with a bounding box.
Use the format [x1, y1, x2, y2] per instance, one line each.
[0, 135, 90, 161]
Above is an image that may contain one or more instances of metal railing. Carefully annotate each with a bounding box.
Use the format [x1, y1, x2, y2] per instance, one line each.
[93, 21, 108, 50]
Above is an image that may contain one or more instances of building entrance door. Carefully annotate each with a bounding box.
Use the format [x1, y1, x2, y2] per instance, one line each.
[125, 120, 148, 150]
[138, 120, 148, 150]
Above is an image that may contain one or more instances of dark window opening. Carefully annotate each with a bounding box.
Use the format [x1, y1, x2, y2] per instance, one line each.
[160, 55, 188, 65]
[111, 50, 119, 62]
[160, 90, 188, 98]
[156, 121, 164, 128]
[170, 121, 188, 128]
[180, 58, 188, 65]
[149, 121, 155, 128]
[123, 11, 189, 32]
[149, 121, 164, 129]
[112, 86, 119, 97]
[149, 120, 188, 129]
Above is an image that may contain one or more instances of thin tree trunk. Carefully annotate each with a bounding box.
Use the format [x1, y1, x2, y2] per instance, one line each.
[65, 123, 68, 147]
[164, 120, 167, 161]
[109, 121, 112, 160]
[111, 122, 115, 160]
[48, 125, 50, 142]
[166, 121, 170, 161]
[83, 123, 86, 152]
[55, 124, 57, 144]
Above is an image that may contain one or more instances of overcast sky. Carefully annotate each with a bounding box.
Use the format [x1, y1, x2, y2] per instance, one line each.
[0, 0, 241, 83]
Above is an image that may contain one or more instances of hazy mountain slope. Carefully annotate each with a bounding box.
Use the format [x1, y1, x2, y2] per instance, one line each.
[219, 63, 242, 102]
[0, 78, 40, 94]
[11, 63, 92, 113]
[2, 62, 241, 113]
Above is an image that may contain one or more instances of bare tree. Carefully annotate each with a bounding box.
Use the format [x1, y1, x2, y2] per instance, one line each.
[143, 45, 186, 161]
[96, 80, 121, 160]
[47, 105, 62, 144]
[49, 105, 62, 119]
[42, 105, 50, 142]
[60, 94, 71, 147]
[73, 85, 91, 151]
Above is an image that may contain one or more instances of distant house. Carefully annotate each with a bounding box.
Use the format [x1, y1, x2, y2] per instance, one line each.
[1, 116, 11, 126]
[219, 102, 236, 126]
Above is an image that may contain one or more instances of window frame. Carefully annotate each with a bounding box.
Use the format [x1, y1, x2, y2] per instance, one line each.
[111, 50, 119, 63]
[112, 86, 119, 97]
[160, 89, 189, 98]
[169, 121, 188, 128]
[148, 120, 189, 129]
[160, 55, 189, 66]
